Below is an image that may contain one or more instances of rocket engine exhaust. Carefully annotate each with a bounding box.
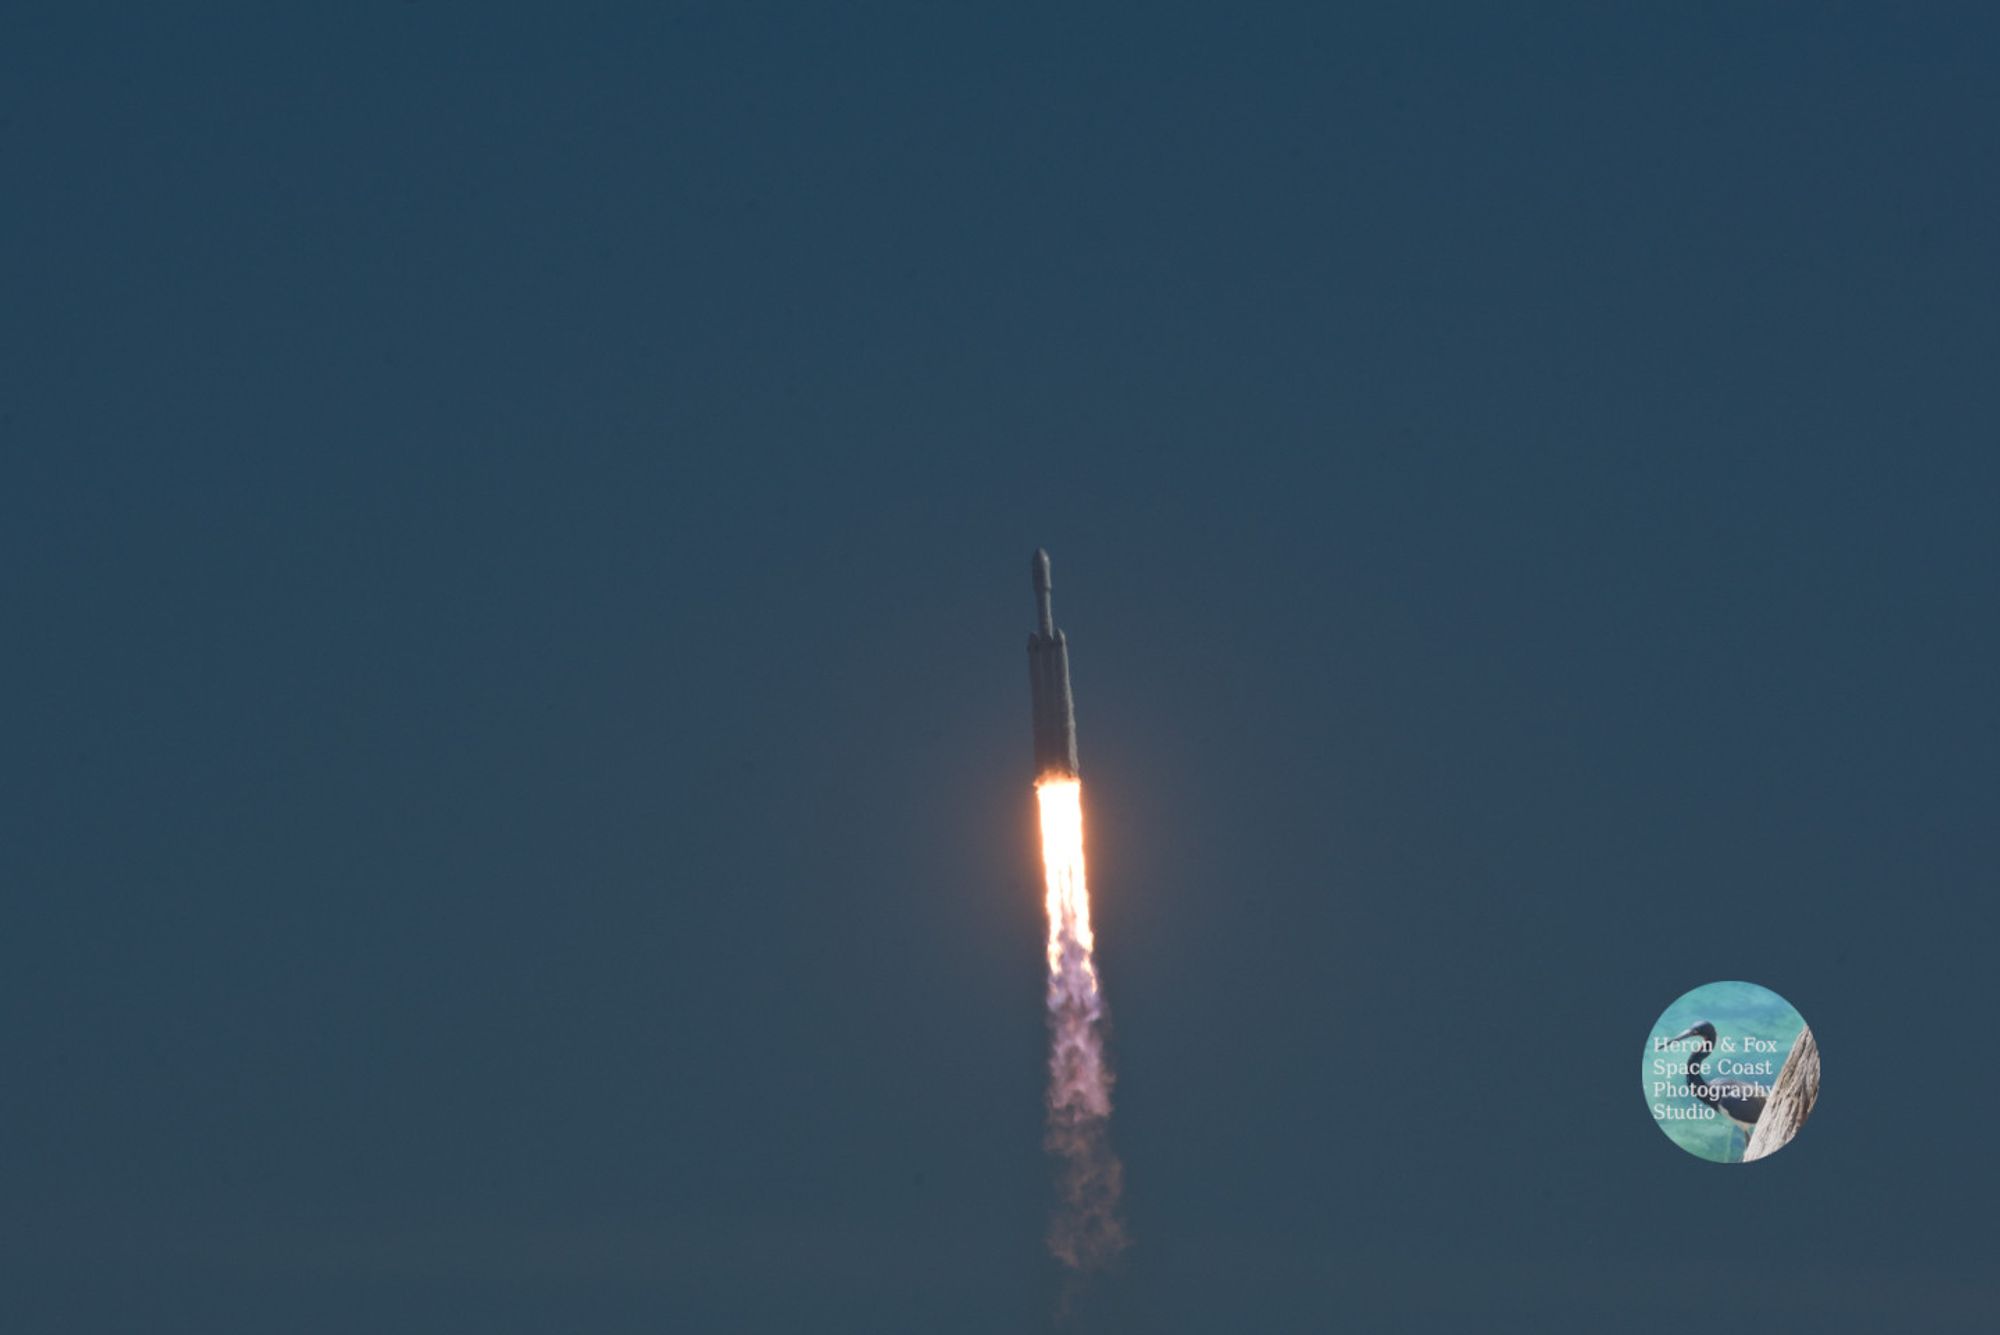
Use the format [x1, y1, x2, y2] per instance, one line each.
[1026, 550, 1126, 1273]
[1038, 776, 1125, 1272]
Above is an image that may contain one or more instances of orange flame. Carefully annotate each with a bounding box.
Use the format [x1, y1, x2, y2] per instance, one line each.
[1035, 777, 1096, 976]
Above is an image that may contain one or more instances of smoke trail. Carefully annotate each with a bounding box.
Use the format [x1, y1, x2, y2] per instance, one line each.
[1035, 777, 1126, 1272]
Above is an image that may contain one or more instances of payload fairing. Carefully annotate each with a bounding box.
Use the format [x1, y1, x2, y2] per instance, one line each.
[1027, 548, 1080, 778]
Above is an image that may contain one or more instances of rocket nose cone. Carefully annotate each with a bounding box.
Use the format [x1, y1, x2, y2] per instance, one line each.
[1031, 548, 1052, 590]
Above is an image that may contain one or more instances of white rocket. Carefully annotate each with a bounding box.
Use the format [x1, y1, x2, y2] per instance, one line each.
[1027, 548, 1080, 779]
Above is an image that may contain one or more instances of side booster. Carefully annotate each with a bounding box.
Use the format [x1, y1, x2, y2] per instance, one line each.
[1027, 548, 1081, 778]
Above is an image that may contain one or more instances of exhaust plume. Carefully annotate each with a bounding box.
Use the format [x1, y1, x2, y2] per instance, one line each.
[1036, 776, 1126, 1271]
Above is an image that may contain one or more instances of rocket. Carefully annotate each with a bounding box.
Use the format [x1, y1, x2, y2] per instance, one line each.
[1027, 548, 1080, 778]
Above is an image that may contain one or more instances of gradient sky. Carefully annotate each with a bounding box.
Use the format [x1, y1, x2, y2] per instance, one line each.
[6, 6, 1998, 1332]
